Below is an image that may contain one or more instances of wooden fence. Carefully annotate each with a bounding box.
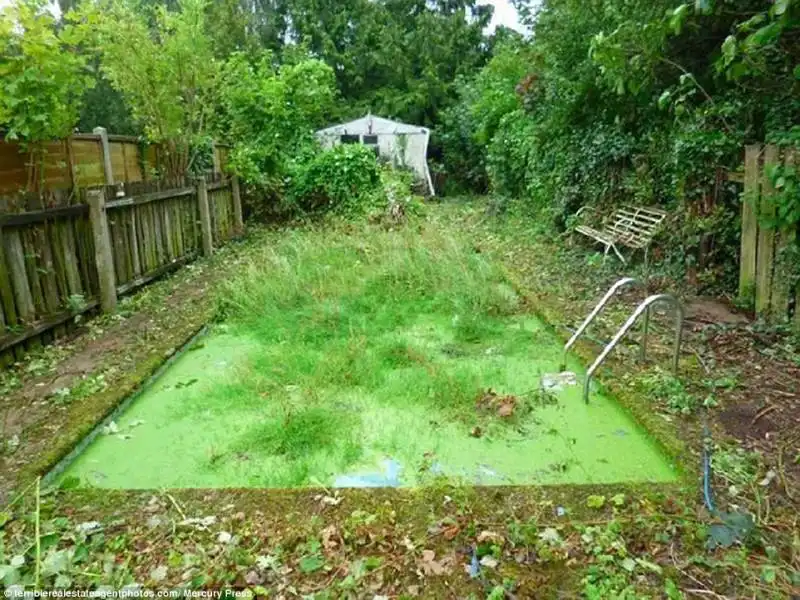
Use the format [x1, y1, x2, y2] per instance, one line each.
[738, 144, 799, 329]
[0, 175, 243, 364]
[0, 128, 230, 196]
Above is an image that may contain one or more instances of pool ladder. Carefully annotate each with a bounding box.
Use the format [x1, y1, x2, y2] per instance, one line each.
[561, 277, 685, 403]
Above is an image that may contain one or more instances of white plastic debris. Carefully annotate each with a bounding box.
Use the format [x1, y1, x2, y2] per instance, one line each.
[541, 372, 578, 391]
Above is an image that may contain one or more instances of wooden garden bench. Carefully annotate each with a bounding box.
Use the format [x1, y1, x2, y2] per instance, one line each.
[574, 205, 668, 264]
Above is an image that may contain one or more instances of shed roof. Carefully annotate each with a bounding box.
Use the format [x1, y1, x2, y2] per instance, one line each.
[316, 114, 429, 136]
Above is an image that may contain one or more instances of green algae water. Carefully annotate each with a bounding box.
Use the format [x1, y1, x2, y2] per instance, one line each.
[62, 316, 677, 488]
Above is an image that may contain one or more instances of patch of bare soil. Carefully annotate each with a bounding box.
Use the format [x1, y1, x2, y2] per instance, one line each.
[685, 297, 749, 325]
[700, 325, 800, 492]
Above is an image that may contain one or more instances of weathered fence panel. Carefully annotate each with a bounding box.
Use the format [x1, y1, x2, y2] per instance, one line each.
[0, 132, 230, 195]
[0, 176, 241, 364]
[209, 181, 237, 245]
[738, 143, 800, 328]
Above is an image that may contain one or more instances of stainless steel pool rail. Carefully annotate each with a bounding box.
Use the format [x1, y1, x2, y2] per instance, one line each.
[561, 277, 641, 370]
[582, 294, 684, 403]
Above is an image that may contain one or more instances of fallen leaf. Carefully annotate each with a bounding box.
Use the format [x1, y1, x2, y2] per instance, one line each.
[321, 525, 338, 551]
[497, 400, 515, 417]
[419, 550, 445, 576]
[586, 495, 606, 509]
[479, 556, 498, 569]
[150, 565, 168, 582]
[442, 524, 460, 540]
[538, 527, 562, 545]
[245, 570, 263, 585]
[315, 493, 343, 506]
[477, 530, 503, 544]
[76, 521, 103, 535]
[621, 557, 636, 572]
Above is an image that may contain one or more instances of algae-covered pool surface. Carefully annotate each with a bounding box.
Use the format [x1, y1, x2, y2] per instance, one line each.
[60, 225, 677, 489]
[63, 317, 676, 489]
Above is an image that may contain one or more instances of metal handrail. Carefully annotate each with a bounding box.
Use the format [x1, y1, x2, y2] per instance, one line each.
[561, 277, 641, 370]
[583, 294, 684, 403]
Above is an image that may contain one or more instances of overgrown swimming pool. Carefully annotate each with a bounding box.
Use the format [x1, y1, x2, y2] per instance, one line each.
[58, 225, 678, 489]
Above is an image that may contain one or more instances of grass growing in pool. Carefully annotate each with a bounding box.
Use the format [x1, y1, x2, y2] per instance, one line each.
[62, 221, 677, 488]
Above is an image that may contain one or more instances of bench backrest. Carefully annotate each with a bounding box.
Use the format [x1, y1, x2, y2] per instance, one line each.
[606, 206, 667, 249]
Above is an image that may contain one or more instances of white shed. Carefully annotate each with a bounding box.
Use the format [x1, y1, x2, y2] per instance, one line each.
[316, 114, 435, 196]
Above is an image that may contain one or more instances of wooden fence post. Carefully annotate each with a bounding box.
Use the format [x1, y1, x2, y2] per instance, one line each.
[739, 145, 760, 302]
[87, 189, 117, 312]
[93, 127, 115, 185]
[755, 145, 779, 318]
[232, 175, 244, 235]
[196, 177, 214, 257]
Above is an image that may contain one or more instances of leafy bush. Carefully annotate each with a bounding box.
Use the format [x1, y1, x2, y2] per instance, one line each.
[217, 51, 338, 217]
[287, 144, 382, 215]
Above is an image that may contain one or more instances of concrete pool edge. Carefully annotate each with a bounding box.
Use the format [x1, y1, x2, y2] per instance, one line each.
[42, 326, 211, 488]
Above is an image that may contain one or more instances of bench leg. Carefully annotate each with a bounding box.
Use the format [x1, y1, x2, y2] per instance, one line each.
[610, 243, 626, 263]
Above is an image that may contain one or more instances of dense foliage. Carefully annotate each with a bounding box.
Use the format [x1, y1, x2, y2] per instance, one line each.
[0, 0, 91, 190]
[287, 144, 382, 215]
[216, 51, 338, 214]
[71, 0, 218, 178]
[441, 0, 800, 293]
[0, 1, 89, 143]
[0, 0, 495, 214]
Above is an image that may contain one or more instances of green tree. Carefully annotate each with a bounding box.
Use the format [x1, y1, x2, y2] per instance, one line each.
[216, 50, 338, 213]
[0, 0, 91, 190]
[69, 0, 218, 178]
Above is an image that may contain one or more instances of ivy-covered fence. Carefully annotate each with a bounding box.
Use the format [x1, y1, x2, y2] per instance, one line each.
[739, 144, 799, 329]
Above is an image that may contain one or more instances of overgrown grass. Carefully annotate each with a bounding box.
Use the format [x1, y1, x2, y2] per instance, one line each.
[197, 221, 530, 485]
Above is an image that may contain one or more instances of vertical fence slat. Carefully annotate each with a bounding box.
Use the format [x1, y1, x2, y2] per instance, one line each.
[50, 222, 69, 302]
[232, 176, 243, 235]
[173, 198, 184, 258]
[197, 178, 213, 257]
[0, 228, 19, 327]
[3, 229, 35, 322]
[129, 209, 142, 278]
[21, 228, 45, 317]
[756, 145, 779, 318]
[38, 224, 60, 315]
[60, 220, 83, 296]
[739, 145, 760, 302]
[109, 213, 126, 285]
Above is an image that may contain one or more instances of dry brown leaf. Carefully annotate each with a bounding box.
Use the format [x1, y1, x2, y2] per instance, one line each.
[419, 549, 446, 576]
[477, 530, 503, 544]
[321, 524, 338, 552]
